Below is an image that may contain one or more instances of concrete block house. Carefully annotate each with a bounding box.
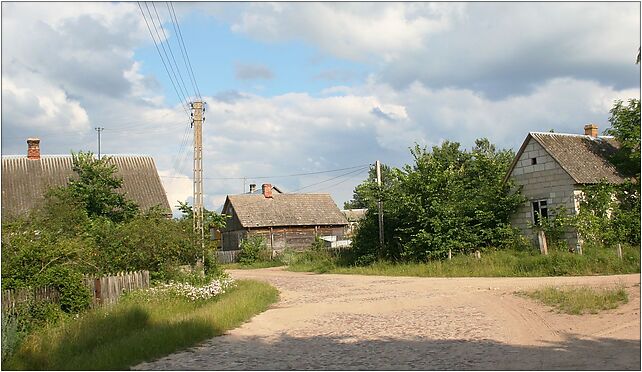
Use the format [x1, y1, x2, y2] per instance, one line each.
[2, 138, 171, 218]
[220, 183, 348, 251]
[504, 124, 625, 248]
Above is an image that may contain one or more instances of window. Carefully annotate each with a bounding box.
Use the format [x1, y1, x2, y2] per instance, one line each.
[531, 157, 537, 165]
[532, 200, 548, 225]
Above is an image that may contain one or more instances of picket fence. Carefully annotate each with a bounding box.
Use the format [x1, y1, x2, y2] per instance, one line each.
[1, 270, 150, 313]
[83, 270, 150, 307]
[217, 250, 241, 264]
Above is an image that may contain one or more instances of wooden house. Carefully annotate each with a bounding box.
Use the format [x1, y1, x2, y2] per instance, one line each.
[220, 183, 348, 251]
[2, 138, 171, 218]
[504, 124, 625, 248]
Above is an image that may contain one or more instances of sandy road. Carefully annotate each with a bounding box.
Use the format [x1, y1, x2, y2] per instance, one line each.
[134, 268, 640, 370]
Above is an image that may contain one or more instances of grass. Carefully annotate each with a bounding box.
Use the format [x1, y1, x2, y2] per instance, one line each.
[4, 280, 279, 370]
[287, 245, 640, 277]
[221, 260, 285, 270]
[519, 286, 629, 315]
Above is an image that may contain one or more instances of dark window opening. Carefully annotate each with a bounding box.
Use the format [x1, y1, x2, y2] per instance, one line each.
[531, 157, 537, 165]
[532, 200, 548, 225]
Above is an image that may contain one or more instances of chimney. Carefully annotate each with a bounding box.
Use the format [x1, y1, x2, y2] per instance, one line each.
[584, 124, 598, 138]
[249, 183, 256, 193]
[262, 183, 273, 198]
[27, 138, 41, 160]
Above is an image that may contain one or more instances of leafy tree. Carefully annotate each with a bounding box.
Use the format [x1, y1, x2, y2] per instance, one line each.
[605, 99, 641, 178]
[176, 201, 229, 230]
[349, 138, 525, 264]
[67, 151, 139, 223]
[343, 163, 394, 210]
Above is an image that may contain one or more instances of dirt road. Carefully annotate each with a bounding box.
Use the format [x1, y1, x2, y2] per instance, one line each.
[134, 268, 640, 370]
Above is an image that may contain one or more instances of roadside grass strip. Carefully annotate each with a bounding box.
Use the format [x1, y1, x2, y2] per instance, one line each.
[4, 279, 279, 370]
[519, 286, 629, 315]
[287, 246, 640, 277]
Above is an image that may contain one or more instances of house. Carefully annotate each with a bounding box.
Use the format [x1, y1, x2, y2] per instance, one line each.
[341, 208, 367, 237]
[220, 183, 349, 251]
[504, 124, 625, 248]
[2, 138, 171, 218]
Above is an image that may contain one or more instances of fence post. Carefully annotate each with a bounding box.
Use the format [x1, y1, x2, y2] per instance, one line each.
[617, 243, 623, 260]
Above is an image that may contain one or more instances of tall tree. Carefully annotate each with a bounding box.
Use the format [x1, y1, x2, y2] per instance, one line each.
[605, 99, 641, 179]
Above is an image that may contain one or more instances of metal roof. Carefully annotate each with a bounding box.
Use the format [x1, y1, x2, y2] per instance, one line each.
[2, 155, 171, 218]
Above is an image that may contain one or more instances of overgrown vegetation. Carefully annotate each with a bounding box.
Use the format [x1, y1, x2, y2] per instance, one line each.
[287, 245, 640, 277]
[520, 286, 629, 315]
[4, 280, 279, 370]
[347, 138, 525, 265]
[1, 151, 229, 364]
[238, 236, 272, 265]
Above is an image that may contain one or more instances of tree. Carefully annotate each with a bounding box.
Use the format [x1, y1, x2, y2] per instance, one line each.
[605, 99, 641, 179]
[176, 201, 229, 230]
[67, 152, 139, 223]
[349, 138, 525, 264]
[344, 163, 394, 210]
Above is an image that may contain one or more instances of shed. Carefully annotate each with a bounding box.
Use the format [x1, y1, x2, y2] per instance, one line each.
[220, 184, 348, 251]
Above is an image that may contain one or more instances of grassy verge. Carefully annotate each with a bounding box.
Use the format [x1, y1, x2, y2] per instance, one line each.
[519, 286, 629, 314]
[222, 261, 284, 270]
[287, 245, 640, 277]
[5, 280, 279, 370]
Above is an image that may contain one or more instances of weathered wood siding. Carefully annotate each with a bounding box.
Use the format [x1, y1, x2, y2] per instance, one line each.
[509, 137, 579, 247]
[222, 225, 346, 251]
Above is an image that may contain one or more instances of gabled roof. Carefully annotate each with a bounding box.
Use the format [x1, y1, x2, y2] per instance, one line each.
[2, 154, 171, 218]
[504, 132, 625, 184]
[342, 208, 367, 222]
[223, 193, 348, 228]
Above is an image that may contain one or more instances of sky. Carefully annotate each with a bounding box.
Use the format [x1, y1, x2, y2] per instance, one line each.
[2, 1, 640, 215]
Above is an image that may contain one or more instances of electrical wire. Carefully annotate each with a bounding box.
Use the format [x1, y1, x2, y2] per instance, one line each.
[166, 2, 200, 100]
[168, 1, 201, 100]
[143, 2, 190, 109]
[137, 1, 190, 116]
[290, 166, 369, 192]
[151, 2, 192, 102]
[157, 163, 371, 180]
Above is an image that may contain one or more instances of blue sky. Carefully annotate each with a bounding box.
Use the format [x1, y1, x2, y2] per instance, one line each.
[2, 2, 640, 214]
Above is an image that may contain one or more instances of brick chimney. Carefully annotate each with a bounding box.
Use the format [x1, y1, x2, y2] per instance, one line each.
[249, 183, 256, 193]
[262, 183, 273, 198]
[27, 138, 41, 160]
[584, 124, 598, 138]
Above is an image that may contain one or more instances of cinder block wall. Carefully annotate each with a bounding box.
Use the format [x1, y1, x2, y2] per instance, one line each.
[509, 138, 579, 248]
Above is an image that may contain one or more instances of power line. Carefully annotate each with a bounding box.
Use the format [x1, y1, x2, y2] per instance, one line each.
[168, 1, 201, 100]
[144, 2, 190, 107]
[290, 166, 369, 192]
[158, 163, 371, 181]
[137, 1, 189, 115]
[151, 2, 192, 102]
[304, 168, 369, 192]
[166, 2, 200, 100]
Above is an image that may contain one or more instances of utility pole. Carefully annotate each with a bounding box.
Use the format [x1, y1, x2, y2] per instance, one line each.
[376, 160, 384, 249]
[191, 101, 205, 262]
[95, 127, 104, 159]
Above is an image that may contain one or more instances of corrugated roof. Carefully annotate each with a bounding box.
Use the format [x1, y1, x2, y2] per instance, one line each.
[224, 193, 348, 228]
[2, 155, 171, 218]
[341, 208, 367, 222]
[505, 132, 625, 184]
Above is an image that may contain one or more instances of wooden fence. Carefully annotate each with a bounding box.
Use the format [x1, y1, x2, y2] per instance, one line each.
[217, 250, 241, 264]
[2, 270, 150, 313]
[2, 286, 60, 314]
[83, 271, 150, 307]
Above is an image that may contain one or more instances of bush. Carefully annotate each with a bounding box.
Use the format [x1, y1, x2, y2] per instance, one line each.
[33, 267, 91, 314]
[238, 236, 270, 264]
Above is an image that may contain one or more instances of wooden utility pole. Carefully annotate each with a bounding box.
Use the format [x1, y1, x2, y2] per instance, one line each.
[376, 160, 384, 249]
[192, 101, 205, 261]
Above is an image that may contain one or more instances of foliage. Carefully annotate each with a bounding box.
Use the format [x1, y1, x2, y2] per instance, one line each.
[343, 163, 394, 210]
[238, 236, 270, 264]
[176, 201, 229, 230]
[5, 280, 279, 370]
[347, 138, 525, 263]
[287, 246, 640, 277]
[1, 315, 24, 364]
[605, 99, 641, 178]
[67, 151, 139, 223]
[520, 286, 629, 315]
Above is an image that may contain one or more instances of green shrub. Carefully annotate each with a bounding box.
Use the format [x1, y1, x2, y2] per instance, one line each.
[238, 236, 270, 264]
[1, 314, 24, 364]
